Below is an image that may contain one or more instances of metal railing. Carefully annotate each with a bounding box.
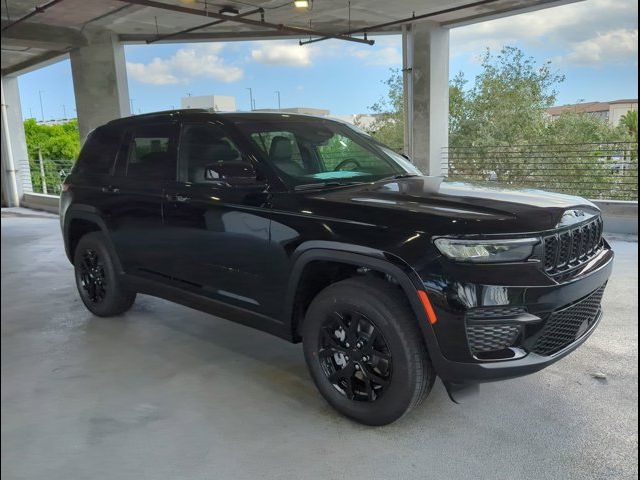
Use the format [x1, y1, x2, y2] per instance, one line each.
[443, 142, 638, 201]
[23, 142, 640, 202]
[28, 158, 75, 195]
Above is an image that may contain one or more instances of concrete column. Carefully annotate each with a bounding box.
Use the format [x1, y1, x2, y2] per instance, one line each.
[1, 75, 32, 206]
[70, 29, 130, 142]
[402, 21, 449, 176]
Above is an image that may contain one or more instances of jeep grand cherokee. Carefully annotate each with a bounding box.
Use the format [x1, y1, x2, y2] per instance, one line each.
[60, 110, 614, 425]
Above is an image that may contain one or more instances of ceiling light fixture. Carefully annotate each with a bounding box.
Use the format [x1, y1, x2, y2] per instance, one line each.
[293, 0, 310, 9]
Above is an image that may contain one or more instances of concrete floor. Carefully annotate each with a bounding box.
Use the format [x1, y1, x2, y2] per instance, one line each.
[2, 211, 638, 480]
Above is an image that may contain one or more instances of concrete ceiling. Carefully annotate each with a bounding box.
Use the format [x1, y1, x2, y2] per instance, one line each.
[2, 0, 574, 75]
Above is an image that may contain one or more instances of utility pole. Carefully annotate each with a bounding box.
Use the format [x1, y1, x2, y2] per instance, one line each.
[61, 104, 67, 119]
[275, 90, 281, 110]
[246, 88, 254, 111]
[130, 98, 135, 114]
[38, 90, 44, 121]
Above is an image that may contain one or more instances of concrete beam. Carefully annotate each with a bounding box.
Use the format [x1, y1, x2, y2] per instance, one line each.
[403, 21, 449, 176]
[441, 0, 581, 28]
[1, 50, 69, 77]
[70, 29, 130, 142]
[0, 20, 87, 50]
[1, 76, 32, 207]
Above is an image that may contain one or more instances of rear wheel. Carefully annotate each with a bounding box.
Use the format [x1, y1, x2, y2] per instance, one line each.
[302, 276, 435, 425]
[74, 232, 136, 316]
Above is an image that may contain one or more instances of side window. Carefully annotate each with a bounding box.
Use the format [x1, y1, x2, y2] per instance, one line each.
[126, 124, 177, 181]
[179, 123, 245, 184]
[75, 127, 122, 176]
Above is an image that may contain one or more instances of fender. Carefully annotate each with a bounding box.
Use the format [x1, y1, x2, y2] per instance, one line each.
[282, 243, 446, 372]
[62, 204, 124, 274]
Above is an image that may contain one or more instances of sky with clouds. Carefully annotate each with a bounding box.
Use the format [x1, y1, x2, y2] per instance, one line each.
[17, 0, 638, 119]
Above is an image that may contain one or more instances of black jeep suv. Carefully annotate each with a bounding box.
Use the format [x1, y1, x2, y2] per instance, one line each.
[61, 110, 614, 425]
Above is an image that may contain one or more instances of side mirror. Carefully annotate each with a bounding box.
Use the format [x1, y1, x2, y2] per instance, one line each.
[204, 161, 260, 185]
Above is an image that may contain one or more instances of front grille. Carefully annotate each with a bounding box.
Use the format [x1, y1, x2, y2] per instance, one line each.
[467, 324, 521, 354]
[530, 285, 605, 356]
[543, 217, 604, 276]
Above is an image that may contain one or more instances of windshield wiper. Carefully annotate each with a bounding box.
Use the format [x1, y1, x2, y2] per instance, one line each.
[294, 181, 365, 191]
[380, 173, 421, 181]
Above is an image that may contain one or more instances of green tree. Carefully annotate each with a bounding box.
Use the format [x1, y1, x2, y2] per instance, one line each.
[23, 118, 80, 160]
[366, 46, 637, 199]
[450, 46, 565, 147]
[367, 68, 405, 149]
[23, 118, 80, 194]
[619, 109, 638, 140]
[544, 111, 631, 144]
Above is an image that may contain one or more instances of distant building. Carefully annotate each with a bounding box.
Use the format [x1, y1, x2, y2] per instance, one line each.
[253, 107, 331, 116]
[244, 107, 380, 131]
[331, 114, 378, 130]
[547, 99, 638, 126]
[181, 95, 236, 112]
[35, 118, 76, 126]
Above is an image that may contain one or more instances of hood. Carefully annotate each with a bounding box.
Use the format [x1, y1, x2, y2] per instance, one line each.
[303, 177, 599, 234]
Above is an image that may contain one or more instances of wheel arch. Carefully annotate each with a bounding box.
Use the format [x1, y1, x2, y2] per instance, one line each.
[284, 245, 433, 344]
[63, 206, 123, 273]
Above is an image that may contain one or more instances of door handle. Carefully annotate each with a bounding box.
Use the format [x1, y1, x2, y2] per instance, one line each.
[165, 193, 191, 203]
[101, 185, 120, 193]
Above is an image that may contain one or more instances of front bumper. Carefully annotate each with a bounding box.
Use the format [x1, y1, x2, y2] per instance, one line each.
[417, 247, 614, 384]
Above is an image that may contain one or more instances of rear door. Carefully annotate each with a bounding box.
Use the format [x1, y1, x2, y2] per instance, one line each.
[67, 125, 124, 221]
[161, 121, 275, 316]
[107, 121, 179, 277]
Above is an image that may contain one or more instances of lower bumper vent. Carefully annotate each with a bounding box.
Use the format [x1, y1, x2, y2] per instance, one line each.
[530, 286, 605, 356]
[466, 324, 521, 355]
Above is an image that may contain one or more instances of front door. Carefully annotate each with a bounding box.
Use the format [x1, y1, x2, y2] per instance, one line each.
[162, 121, 275, 316]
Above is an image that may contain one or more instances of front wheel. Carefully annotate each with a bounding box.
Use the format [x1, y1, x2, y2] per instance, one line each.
[302, 276, 435, 426]
[74, 232, 136, 317]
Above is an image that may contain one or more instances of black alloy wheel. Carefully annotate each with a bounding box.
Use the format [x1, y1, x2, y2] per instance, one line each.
[73, 232, 136, 316]
[302, 276, 436, 425]
[78, 249, 107, 304]
[318, 311, 392, 402]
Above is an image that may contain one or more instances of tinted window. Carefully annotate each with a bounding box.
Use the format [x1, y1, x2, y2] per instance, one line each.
[236, 119, 421, 185]
[75, 127, 122, 176]
[126, 124, 177, 181]
[251, 131, 305, 171]
[179, 123, 245, 184]
[316, 133, 387, 173]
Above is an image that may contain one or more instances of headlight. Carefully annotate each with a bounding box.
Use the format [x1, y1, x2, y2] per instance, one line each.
[434, 237, 540, 263]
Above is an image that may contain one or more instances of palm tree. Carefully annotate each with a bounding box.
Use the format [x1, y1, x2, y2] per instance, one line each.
[619, 110, 638, 140]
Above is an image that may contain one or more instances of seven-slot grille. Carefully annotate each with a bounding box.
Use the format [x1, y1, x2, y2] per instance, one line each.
[543, 216, 604, 275]
[531, 285, 605, 356]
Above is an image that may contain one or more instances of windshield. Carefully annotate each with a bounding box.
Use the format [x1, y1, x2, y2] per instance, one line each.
[235, 118, 422, 187]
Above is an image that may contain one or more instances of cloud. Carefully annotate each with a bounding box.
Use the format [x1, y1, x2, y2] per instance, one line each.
[250, 42, 314, 67]
[348, 36, 402, 66]
[351, 46, 401, 66]
[561, 29, 638, 66]
[127, 58, 178, 85]
[450, 0, 638, 67]
[126, 44, 243, 85]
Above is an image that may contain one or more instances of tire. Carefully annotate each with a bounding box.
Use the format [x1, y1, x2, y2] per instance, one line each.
[302, 275, 435, 426]
[73, 232, 136, 317]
